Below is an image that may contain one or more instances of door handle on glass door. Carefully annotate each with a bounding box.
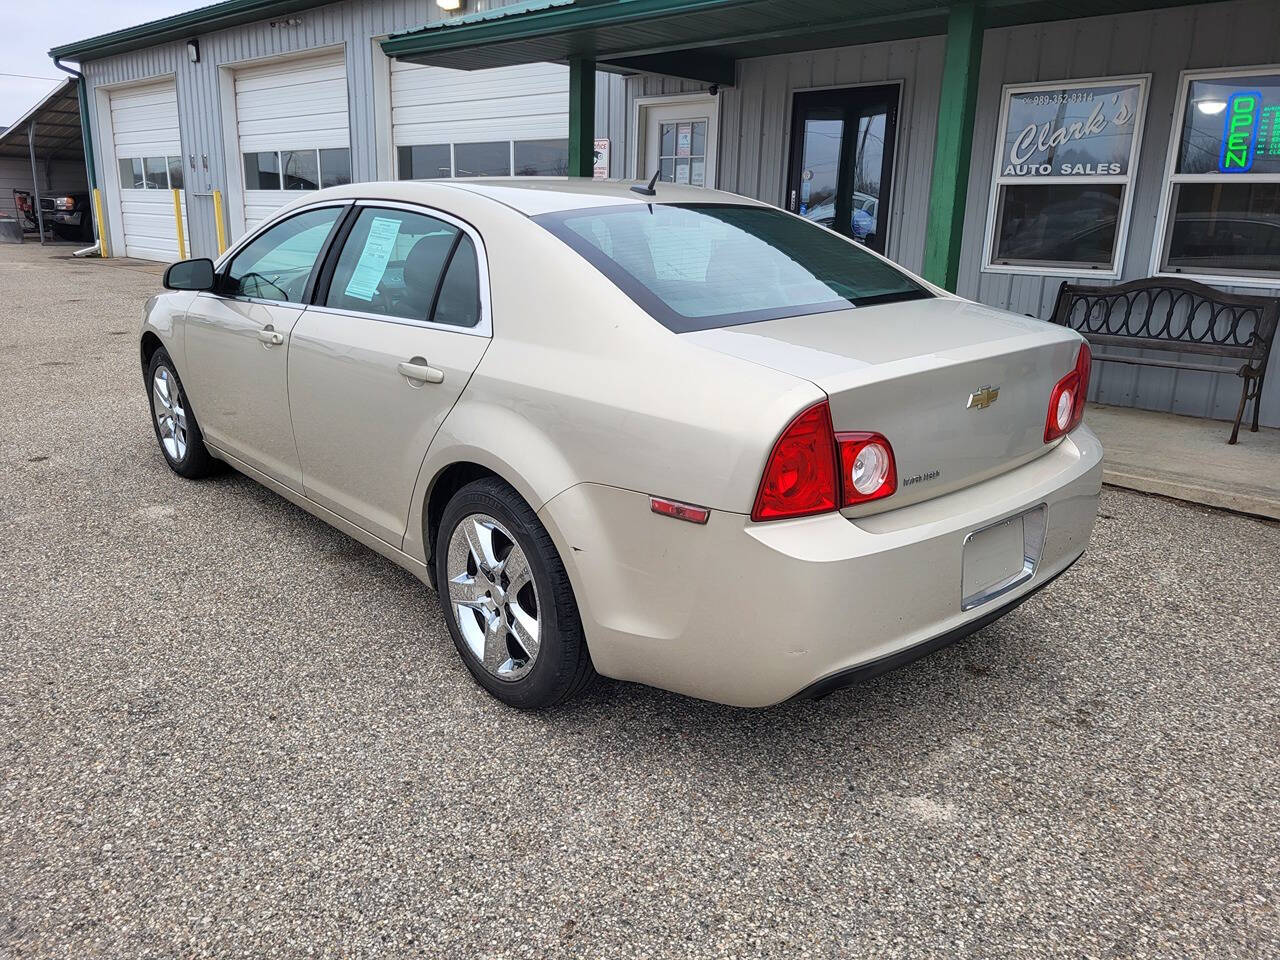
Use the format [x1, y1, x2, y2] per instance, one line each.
[398, 358, 445, 384]
[257, 327, 284, 346]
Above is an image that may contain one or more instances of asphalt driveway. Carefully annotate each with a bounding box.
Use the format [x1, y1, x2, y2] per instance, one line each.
[1, 243, 1278, 959]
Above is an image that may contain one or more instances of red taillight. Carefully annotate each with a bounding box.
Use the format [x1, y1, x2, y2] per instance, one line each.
[1045, 342, 1092, 443]
[752, 402, 897, 521]
[836, 432, 897, 506]
[751, 401, 839, 521]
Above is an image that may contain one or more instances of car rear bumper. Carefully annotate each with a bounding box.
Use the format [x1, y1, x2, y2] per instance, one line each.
[538, 425, 1103, 708]
[790, 549, 1082, 700]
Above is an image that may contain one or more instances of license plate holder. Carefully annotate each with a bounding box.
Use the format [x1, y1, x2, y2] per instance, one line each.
[961, 505, 1047, 611]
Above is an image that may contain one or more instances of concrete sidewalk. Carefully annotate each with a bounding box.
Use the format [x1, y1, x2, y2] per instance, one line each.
[1087, 403, 1280, 520]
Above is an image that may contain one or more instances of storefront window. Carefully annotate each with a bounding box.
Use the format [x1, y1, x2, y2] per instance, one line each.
[1158, 70, 1280, 279]
[117, 156, 184, 191]
[396, 140, 572, 179]
[319, 149, 352, 188]
[514, 139, 569, 176]
[985, 77, 1148, 276]
[281, 150, 319, 190]
[994, 183, 1123, 268]
[454, 142, 511, 178]
[244, 151, 281, 190]
[399, 144, 452, 179]
[243, 149, 351, 192]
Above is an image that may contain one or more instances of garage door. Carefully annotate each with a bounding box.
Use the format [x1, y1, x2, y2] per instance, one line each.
[235, 51, 351, 234]
[391, 62, 569, 179]
[109, 80, 189, 262]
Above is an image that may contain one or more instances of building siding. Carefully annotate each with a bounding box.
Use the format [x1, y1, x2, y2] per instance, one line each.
[81, 0, 624, 261]
[956, 0, 1280, 427]
[612, 37, 946, 275]
[76, 0, 1279, 425]
[611, 0, 1278, 426]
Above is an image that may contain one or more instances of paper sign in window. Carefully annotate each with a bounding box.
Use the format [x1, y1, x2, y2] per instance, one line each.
[344, 216, 402, 301]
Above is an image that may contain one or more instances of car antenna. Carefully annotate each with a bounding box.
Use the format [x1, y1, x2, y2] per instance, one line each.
[630, 170, 660, 197]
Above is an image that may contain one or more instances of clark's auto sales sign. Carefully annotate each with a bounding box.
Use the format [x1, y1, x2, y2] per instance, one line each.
[1000, 81, 1144, 178]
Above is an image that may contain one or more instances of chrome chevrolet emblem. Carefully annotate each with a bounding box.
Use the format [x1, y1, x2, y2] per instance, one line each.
[967, 385, 1000, 410]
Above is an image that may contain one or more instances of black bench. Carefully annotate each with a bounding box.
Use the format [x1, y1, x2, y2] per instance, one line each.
[1049, 278, 1278, 444]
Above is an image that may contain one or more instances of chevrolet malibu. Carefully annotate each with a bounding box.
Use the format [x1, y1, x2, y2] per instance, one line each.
[140, 179, 1102, 709]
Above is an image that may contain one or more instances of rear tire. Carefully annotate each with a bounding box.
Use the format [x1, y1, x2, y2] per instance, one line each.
[435, 477, 596, 709]
[145, 347, 217, 479]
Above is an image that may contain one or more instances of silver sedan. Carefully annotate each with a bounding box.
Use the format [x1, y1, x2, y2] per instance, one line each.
[140, 179, 1102, 708]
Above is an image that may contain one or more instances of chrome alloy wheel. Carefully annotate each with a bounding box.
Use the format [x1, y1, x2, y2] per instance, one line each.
[152, 366, 189, 462]
[446, 513, 541, 681]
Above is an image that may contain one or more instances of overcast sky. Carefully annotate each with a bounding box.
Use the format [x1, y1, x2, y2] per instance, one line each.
[2, 1, 199, 126]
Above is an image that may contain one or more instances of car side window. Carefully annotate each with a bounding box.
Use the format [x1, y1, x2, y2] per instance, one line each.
[223, 207, 342, 303]
[431, 234, 482, 329]
[324, 207, 472, 324]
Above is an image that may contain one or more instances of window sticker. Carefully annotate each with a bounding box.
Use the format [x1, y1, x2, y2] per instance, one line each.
[344, 216, 402, 301]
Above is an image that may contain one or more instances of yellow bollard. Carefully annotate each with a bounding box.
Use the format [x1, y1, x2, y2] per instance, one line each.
[172, 188, 187, 260]
[91, 187, 110, 258]
[212, 189, 227, 256]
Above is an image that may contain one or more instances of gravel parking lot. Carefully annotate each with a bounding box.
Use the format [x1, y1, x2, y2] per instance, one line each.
[1, 243, 1278, 959]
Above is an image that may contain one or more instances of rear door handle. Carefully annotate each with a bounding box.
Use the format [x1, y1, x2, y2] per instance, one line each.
[257, 327, 284, 346]
[398, 359, 445, 384]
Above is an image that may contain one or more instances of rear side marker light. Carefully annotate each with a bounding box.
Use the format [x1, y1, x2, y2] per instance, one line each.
[650, 496, 710, 524]
[1045, 342, 1092, 443]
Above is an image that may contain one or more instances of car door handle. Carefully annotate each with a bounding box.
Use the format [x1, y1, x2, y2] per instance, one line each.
[257, 328, 284, 346]
[397, 359, 445, 384]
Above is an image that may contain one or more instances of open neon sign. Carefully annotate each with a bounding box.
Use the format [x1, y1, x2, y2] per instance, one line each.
[1219, 90, 1262, 173]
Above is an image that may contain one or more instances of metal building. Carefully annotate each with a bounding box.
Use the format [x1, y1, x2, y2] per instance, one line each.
[49, 0, 1280, 426]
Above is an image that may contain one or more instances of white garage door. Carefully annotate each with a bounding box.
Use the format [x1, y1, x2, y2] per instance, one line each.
[110, 80, 190, 262]
[235, 51, 351, 234]
[391, 62, 569, 179]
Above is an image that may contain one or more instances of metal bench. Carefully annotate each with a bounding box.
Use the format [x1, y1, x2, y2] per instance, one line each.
[1049, 278, 1278, 444]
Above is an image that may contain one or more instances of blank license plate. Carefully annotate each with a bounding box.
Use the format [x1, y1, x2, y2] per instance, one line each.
[961, 506, 1046, 610]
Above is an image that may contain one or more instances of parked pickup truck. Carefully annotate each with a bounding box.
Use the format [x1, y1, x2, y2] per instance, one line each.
[14, 190, 94, 241]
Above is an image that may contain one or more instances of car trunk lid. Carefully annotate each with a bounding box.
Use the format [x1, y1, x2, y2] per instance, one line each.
[682, 296, 1085, 513]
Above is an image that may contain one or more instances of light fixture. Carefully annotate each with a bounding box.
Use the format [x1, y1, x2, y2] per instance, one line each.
[437, 0, 463, 10]
[1196, 99, 1227, 116]
[186, 39, 200, 63]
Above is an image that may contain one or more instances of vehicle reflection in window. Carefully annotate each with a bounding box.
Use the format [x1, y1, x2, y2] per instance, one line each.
[1165, 181, 1280, 275]
[993, 183, 1122, 268]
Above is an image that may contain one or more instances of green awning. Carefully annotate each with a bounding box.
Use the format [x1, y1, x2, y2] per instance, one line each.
[382, 0, 1234, 84]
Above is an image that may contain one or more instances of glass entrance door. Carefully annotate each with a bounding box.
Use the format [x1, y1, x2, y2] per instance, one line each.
[786, 85, 899, 254]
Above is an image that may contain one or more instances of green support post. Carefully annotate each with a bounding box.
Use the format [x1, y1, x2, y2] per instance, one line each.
[75, 78, 98, 191]
[568, 56, 596, 178]
[922, 1, 984, 291]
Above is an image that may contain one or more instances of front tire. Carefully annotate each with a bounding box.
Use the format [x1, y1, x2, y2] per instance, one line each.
[435, 477, 596, 709]
[146, 347, 217, 479]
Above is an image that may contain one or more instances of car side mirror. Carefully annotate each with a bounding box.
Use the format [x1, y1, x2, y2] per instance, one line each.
[163, 257, 215, 291]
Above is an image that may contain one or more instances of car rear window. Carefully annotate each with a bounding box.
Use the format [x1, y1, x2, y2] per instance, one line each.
[533, 202, 930, 332]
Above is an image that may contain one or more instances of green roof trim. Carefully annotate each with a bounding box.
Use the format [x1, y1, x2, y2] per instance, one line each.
[382, 0, 754, 59]
[408, 0, 577, 32]
[381, 0, 1240, 73]
[49, 0, 322, 61]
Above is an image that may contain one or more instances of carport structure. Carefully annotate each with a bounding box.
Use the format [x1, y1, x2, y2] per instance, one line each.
[379, 0, 1233, 290]
[0, 80, 90, 243]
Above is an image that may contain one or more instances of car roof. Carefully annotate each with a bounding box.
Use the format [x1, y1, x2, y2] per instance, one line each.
[440, 178, 769, 215]
[297, 178, 769, 218]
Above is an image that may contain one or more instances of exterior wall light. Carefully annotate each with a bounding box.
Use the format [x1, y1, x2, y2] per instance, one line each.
[437, 0, 464, 10]
[186, 39, 200, 63]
